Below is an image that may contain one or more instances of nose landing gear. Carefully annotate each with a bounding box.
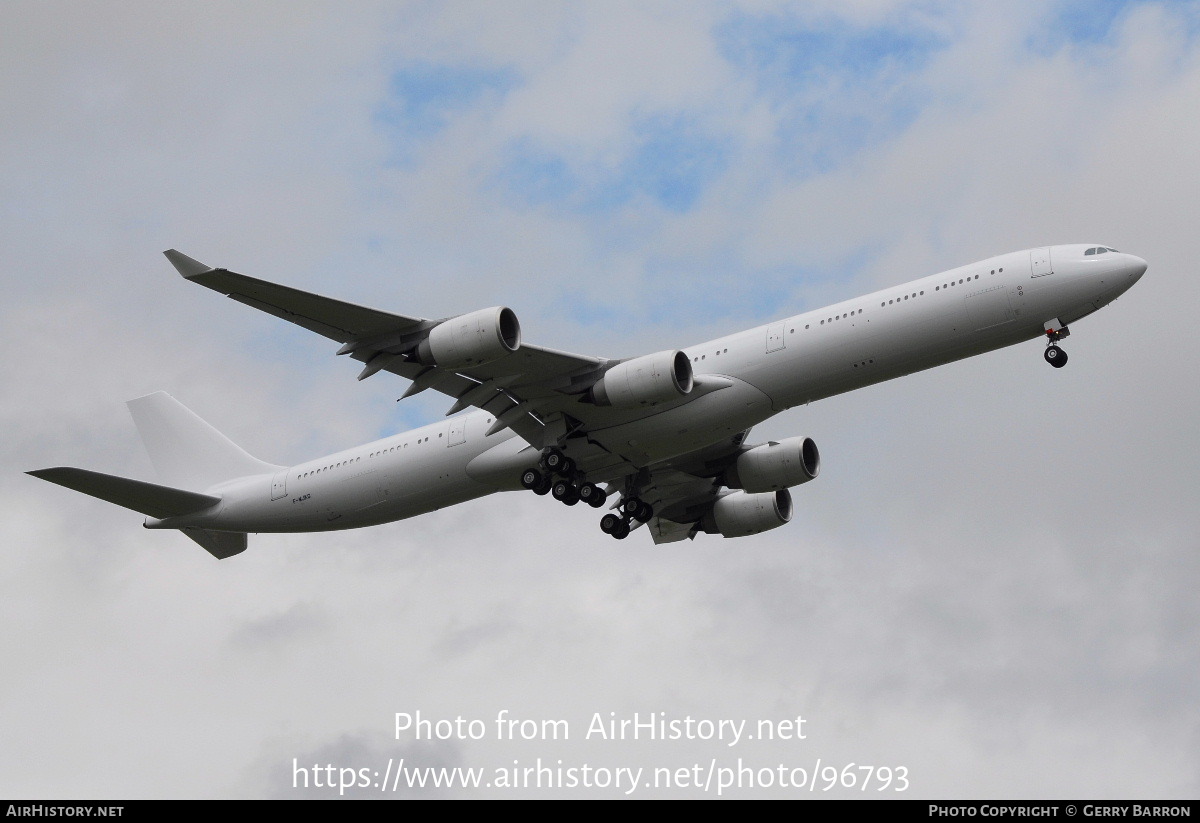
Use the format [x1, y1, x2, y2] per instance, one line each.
[1044, 324, 1070, 369]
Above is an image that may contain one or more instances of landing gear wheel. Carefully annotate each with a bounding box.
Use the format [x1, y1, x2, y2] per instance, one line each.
[532, 476, 552, 495]
[543, 449, 575, 476]
[1044, 345, 1067, 368]
[622, 498, 653, 522]
[600, 513, 631, 539]
[520, 468, 543, 490]
[578, 482, 606, 508]
[552, 480, 579, 505]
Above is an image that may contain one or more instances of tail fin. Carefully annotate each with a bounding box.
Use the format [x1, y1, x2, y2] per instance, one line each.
[127, 392, 280, 491]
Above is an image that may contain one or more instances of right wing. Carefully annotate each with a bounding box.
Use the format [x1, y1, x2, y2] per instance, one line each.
[165, 250, 609, 446]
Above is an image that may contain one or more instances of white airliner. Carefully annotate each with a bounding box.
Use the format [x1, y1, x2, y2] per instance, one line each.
[29, 245, 1146, 557]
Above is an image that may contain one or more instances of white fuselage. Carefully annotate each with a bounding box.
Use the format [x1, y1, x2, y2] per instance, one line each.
[147, 245, 1145, 535]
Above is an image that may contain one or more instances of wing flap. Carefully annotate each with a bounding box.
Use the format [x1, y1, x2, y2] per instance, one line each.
[647, 517, 698, 544]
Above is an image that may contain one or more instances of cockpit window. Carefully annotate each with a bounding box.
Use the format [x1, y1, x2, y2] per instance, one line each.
[1106, 247, 1119, 253]
[1085, 247, 1120, 256]
[1085, 248, 1095, 255]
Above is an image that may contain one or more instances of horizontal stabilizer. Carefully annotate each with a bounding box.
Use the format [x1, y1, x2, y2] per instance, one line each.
[27, 467, 221, 519]
[181, 527, 247, 559]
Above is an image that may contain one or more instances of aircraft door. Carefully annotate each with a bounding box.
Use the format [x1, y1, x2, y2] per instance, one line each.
[448, 417, 467, 446]
[964, 283, 1014, 330]
[766, 323, 786, 353]
[1030, 248, 1053, 277]
[270, 470, 288, 501]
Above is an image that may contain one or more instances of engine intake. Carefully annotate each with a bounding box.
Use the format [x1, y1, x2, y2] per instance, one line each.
[417, 307, 521, 370]
[726, 437, 820, 492]
[590, 350, 693, 407]
[702, 490, 793, 538]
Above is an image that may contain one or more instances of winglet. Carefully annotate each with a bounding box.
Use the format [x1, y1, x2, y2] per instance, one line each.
[163, 249, 214, 279]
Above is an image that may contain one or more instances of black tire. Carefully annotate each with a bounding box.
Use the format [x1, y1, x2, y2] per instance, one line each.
[533, 476, 552, 495]
[634, 500, 654, 521]
[1044, 345, 1066, 367]
[621, 498, 642, 517]
[612, 519, 630, 539]
[578, 482, 604, 507]
[520, 469, 542, 490]
[552, 481, 579, 505]
[544, 448, 569, 473]
[600, 513, 621, 534]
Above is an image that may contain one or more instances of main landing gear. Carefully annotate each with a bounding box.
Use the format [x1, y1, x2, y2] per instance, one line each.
[598, 497, 654, 541]
[519, 448, 606, 509]
[1043, 324, 1070, 369]
[519, 448, 654, 539]
[598, 498, 654, 541]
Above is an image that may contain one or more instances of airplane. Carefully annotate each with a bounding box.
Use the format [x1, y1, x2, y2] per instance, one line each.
[28, 244, 1146, 558]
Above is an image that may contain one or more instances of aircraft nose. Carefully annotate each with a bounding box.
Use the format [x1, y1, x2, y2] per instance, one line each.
[1125, 254, 1148, 282]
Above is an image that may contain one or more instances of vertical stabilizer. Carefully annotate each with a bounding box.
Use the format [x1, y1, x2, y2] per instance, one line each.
[127, 392, 280, 491]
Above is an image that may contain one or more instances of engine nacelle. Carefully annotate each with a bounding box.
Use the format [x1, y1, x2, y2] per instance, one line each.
[701, 490, 793, 538]
[726, 437, 820, 493]
[417, 307, 521, 370]
[590, 350, 693, 407]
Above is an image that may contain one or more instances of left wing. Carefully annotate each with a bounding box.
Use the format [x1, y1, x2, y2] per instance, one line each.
[608, 433, 815, 544]
[165, 250, 608, 446]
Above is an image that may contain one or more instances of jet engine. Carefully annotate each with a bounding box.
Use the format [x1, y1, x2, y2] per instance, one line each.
[701, 490, 792, 538]
[726, 437, 820, 493]
[416, 307, 521, 370]
[589, 350, 693, 407]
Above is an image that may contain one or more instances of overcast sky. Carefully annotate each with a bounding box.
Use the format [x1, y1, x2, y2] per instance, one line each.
[2, 0, 1197, 799]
